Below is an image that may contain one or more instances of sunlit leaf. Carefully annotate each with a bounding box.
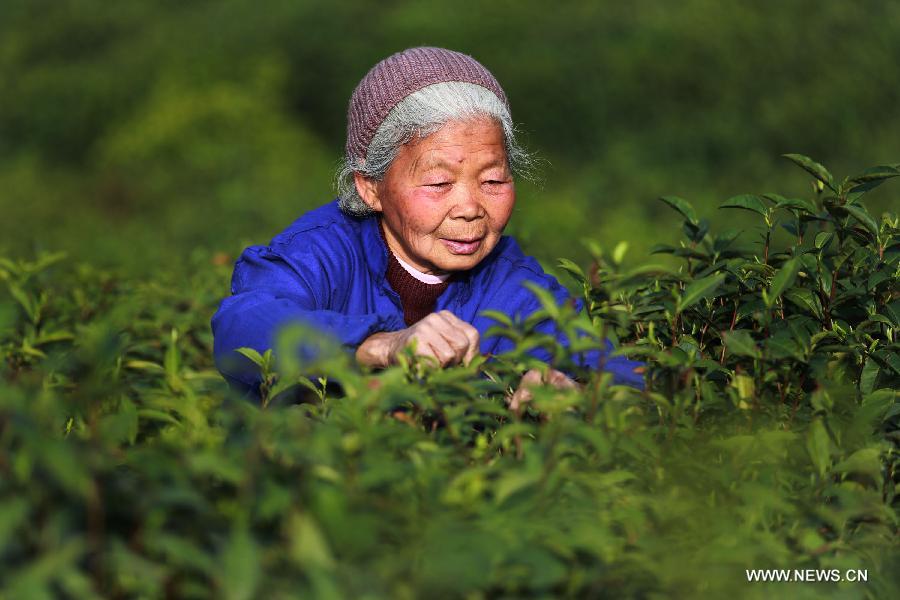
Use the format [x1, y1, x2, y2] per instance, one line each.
[782, 154, 836, 192]
[556, 258, 586, 285]
[235, 347, 265, 367]
[288, 512, 336, 571]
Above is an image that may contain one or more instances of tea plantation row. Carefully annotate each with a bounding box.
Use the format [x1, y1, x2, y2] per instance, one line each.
[1, 156, 898, 598]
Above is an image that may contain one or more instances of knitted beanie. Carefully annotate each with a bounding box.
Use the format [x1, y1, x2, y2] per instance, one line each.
[346, 46, 509, 163]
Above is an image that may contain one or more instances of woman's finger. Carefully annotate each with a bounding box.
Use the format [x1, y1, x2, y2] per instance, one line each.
[431, 312, 475, 364]
[507, 369, 542, 412]
[437, 315, 481, 365]
[405, 322, 452, 366]
[546, 368, 578, 390]
[508, 385, 532, 412]
[460, 323, 481, 365]
[419, 337, 454, 367]
[438, 326, 470, 358]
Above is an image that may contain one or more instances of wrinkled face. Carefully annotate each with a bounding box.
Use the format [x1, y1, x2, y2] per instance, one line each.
[355, 118, 515, 275]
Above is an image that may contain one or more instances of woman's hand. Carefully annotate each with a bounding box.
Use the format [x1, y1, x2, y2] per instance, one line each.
[508, 367, 580, 413]
[356, 310, 480, 368]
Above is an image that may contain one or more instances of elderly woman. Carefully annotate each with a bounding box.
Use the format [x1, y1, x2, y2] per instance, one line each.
[212, 47, 644, 404]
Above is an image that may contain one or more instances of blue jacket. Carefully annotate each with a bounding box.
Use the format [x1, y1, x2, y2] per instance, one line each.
[211, 199, 645, 396]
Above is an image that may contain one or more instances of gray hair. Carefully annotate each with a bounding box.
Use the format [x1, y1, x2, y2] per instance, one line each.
[335, 81, 534, 217]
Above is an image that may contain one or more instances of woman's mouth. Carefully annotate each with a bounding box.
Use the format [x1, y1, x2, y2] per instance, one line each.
[441, 237, 483, 255]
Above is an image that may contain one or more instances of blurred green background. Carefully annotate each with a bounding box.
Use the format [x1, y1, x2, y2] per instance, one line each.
[1, 0, 898, 278]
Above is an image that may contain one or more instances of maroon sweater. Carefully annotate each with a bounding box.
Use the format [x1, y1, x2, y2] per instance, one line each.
[378, 220, 454, 326]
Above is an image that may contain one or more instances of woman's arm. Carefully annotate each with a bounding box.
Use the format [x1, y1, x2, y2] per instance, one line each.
[211, 243, 405, 392]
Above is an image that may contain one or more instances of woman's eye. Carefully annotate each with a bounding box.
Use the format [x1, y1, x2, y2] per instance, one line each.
[426, 182, 451, 188]
[484, 180, 508, 185]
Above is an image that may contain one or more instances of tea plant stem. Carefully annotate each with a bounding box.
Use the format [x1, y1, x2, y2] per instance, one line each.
[828, 269, 838, 305]
[719, 301, 739, 364]
[823, 267, 839, 330]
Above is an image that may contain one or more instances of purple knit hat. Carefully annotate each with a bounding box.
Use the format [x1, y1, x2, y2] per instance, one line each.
[346, 46, 509, 163]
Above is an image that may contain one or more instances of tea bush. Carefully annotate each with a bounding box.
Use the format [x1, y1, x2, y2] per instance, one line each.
[1, 156, 898, 598]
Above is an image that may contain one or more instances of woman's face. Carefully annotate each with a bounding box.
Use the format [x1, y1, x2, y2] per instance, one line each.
[356, 118, 515, 275]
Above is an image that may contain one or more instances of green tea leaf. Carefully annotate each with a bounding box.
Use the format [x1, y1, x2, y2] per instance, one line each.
[677, 272, 726, 313]
[33, 330, 74, 345]
[848, 165, 900, 184]
[783, 287, 823, 320]
[164, 328, 180, 377]
[722, 329, 760, 358]
[719, 194, 768, 218]
[288, 512, 336, 571]
[806, 418, 832, 477]
[768, 258, 800, 304]
[814, 231, 834, 250]
[125, 359, 165, 373]
[236, 347, 265, 367]
[832, 447, 882, 484]
[859, 358, 880, 395]
[659, 195, 698, 225]
[873, 350, 900, 375]
[32, 251, 67, 272]
[612, 241, 629, 264]
[556, 258, 586, 284]
[732, 374, 755, 402]
[782, 154, 836, 192]
[843, 204, 879, 237]
[682, 218, 709, 243]
[7, 283, 36, 322]
[220, 527, 260, 600]
[768, 194, 817, 215]
[494, 469, 542, 505]
[523, 281, 562, 320]
[649, 243, 676, 255]
[766, 336, 805, 361]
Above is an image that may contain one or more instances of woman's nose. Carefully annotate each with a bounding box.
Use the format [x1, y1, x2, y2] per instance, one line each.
[449, 184, 486, 221]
